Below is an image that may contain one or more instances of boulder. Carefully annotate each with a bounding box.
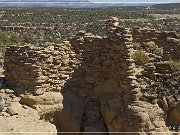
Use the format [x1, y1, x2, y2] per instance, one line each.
[0, 102, 57, 134]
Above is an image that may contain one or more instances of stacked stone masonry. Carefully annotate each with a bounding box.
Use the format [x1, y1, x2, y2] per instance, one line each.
[4, 43, 78, 95]
[132, 27, 180, 60]
[3, 17, 179, 133]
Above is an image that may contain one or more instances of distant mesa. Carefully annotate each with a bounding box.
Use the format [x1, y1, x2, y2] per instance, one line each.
[0, 0, 155, 7]
[0, 0, 89, 2]
[0, 0, 92, 7]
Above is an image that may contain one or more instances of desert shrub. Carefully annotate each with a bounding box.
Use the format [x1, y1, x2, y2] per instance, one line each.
[23, 34, 36, 43]
[132, 50, 149, 65]
[10, 33, 21, 44]
[0, 44, 7, 55]
[0, 32, 9, 54]
[0, 32, 10, 44]
[133, 42, 141, 49]
[146, 42, 163, 56]
[168, 57, 180, 71]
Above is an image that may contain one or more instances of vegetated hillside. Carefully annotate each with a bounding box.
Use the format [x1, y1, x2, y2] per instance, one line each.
[0, 4, 179, 49]
[0, 0, 91, 7]
[0, 8, 151, 45]
[120, 3, 180, 14]
[151, 3, 180, 10]
[148, 3, 180, 14]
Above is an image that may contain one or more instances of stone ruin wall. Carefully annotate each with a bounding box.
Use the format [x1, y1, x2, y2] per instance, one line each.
[4, 43, 76, 95]
[132, 27, 180, 131]
[132, 27, 180, 60]
[4, 28, 137, 132]
[4, 19, 179, 133]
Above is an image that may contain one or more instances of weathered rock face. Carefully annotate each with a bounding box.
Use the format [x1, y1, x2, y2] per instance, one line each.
[0, 102, 57, 135]
[3, 17, 180, 134]
[0, 86, 57, 134]
[167, 102, 180, 127]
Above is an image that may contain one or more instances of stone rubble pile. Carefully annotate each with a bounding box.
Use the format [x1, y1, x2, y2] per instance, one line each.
[141, 61, 180, 111]
[0, 88, 19, 117]
[164, 38, 180, 60]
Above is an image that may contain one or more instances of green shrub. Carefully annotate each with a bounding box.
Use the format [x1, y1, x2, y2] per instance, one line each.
[132, 50, 149, 65]
[23, 34, 35, 43]
[0, 32, 10, 44]
[133, 42, 141, 49]
[10, 33, 21, 44]
[168, 57, 180, 71]
[0, 44, 7, 55]
[146, 42, 163, 56]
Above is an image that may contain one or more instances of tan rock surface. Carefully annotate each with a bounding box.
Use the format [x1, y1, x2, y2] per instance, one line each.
[0, 102, 57, 135]
[20, 92, 63, 113]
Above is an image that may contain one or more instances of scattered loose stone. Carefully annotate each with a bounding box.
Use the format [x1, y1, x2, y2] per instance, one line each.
[6, 107, 18, 116]
[1, 112, 10, 117]
[151, 99, 158, 104]
[0, 89, 5, 93]
[0, 96, 5, 112]
[12, 97, 21, 102]
[22, 105, 28, 109]
[161, 96, 170, 111]
[5, 89, 14, 94]
[168, 96, 178, 108]
[33, 88, 45, 96]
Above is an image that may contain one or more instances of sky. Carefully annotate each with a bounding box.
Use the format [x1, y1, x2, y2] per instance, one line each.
[91, 0, 180, 3]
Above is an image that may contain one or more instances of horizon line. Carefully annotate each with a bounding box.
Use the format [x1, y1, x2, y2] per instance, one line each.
[0, 2, 177, 3]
